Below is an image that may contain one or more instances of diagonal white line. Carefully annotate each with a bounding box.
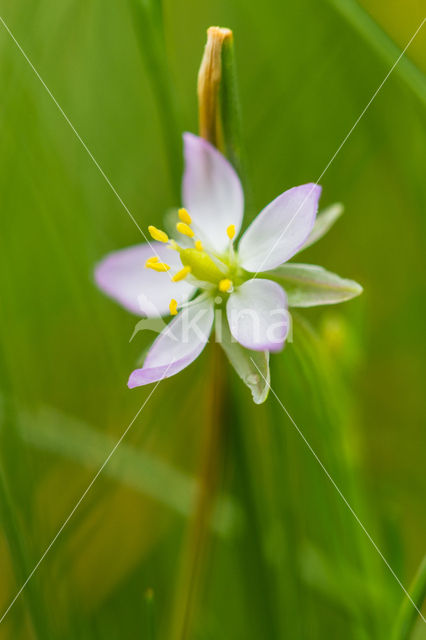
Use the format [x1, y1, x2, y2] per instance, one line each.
[0, 369, 168, 625]
[314, 17, 425, 189]
[250, 358, 426, 625]
[250, 17, 425, 280]
[0, 13, 174, 279]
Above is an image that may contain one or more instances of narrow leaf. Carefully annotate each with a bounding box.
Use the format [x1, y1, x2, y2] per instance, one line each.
[16, 404, 239, 537]
[302, 203, 344, 250]
[129, 0, 181, 199]
[392, 555, 426, 640]
[328, 0, 426, 107]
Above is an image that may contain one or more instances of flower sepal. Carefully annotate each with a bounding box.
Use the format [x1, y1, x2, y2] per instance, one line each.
[301, 202, 344, 251]
[216, 313, 270, 405]
[265, 263, 363, 308]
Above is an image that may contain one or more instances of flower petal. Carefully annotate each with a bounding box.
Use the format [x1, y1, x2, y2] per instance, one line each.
[216, 312, 270, 404]
[182, 133, 244, 252]
[301, 202, 343, 251]
[269, 263, 363, 307]
[238, 183, 321, 272]
[128, 297, 214, 387]
[95, 243, 195, 317]
[226, 279, 289, 352]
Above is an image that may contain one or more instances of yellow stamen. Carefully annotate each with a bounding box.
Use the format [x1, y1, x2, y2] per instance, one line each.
[169, 299, 178, 316]
[195, 240, 203, 251]
[145, 260, 170, 272]
[148, 225, 169, 243]
[178, 208, 192, 225]
[176, 222, 195, 238]
[172, 266, 192, 282]
[145, 255, 159, 264]
[219, 278, 233, 292]
[226, 224, 236, 240]
[169, 239, 179, 251]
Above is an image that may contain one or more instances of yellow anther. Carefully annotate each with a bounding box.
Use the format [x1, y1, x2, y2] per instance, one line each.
[178, 208, 192, 225]
[145, 255, 159, 264]
[226, 224, 236, 240]
[195, 240, 204, 251]
[172, 266, 192, 282]
[148, 225, 169, 243]
[219, 278, 233, 292]
[169, 299, 178, 316]
[169, 239, 179, 251]
[145, 260, 170, 272]
[176, 222, 195, 238]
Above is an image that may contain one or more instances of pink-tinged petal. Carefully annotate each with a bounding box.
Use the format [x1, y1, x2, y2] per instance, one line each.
[226, 279, 289, 352]
[128, 297, 214, 387]
[182, 133, 244, 252]
[238, 183, 322, 272]
[94, 243, 195, 317]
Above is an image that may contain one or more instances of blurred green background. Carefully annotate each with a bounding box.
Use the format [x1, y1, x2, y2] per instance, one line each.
[0, 0, 425, 638]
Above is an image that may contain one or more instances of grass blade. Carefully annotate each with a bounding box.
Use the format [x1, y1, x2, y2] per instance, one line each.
[392, 555, 426, 640]
[328, 0, 426, 105]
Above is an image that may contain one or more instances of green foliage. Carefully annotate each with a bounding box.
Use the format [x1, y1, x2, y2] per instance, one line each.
[392, 555, 426, 640]
[0, 0, 425, 638]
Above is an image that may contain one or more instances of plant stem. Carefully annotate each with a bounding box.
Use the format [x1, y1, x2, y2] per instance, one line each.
[0, 340, 54, 639]
[170, 26, 241, 639]
[128, 0, 181, 201]
[170, 344, 227, 640]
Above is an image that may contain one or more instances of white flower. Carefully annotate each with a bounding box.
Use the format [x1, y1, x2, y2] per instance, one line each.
[95, 134, 362, 403]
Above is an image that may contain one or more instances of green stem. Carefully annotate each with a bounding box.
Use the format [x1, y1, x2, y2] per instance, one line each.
[170, 344, 227, 640]
[128, 0, 181, 201]
[169, 27, 247, 639]
[289, 314, 386, 636]
[229, 398, 284, 638]
[0, 341, 54, 639]
[392, 555, 426, 640]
